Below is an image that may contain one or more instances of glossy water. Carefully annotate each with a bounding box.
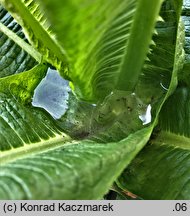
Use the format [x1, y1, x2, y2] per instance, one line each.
[84, 90, 153, 141]
[93, 90, 151, 125]
[32, 68, 71, 119]
[139, 104, 151, 125]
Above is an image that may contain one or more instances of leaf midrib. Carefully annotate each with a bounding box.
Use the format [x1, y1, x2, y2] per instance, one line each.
[154, 131, 190, 150]
[0, 22, 41, 62]
[0, 0, 67, 66]
[0, 133, 73, 165]
[116, 0, 164, 91]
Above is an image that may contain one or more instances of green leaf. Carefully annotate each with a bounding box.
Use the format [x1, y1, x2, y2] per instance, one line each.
[0, 0, 68, 77]
[59, 90, 149, 142]
[116, 1, 188, 200]
[117, 131, 190, 199]
[38, 0, 163, 101]
[0, 64, 48, 104]
[0, 62, 68, 152]
[0, 5, 36, 77]
[0, 67, 152, 199]
[58, 0, 184, 143]
[116, 0, 164, 91]
[134, 0, 184, 104]
[0, 95, 68, 152]
[179, 0, 190, 85]
[117, 87, 190, 200]
[0, 22, 41, 62]
[39, 0, 182, 145]
[0, 126, 152, 199]
[159, 87, 190, 136]
[0, 0, 186, 200]
[0, 56, 154, 199]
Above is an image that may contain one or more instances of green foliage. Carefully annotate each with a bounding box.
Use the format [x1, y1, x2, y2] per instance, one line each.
[0, 0, 68, 77]
[0, 127, 152, 199]
[117, 88, 190, 199]
[0, 6, 36, 77]
[37, 0, 164, 101]
[0, 0, 189, 200]
[0, 64, 47, 103]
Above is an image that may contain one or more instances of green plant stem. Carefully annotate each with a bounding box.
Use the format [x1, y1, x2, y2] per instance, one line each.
[116, 0, 164, 91]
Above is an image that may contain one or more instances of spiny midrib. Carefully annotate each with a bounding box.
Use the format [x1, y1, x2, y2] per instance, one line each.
[154, 131, 190, 150]
[116, 0, 164, 91]
[0, 22, 41, 62]
[0, 0, 67, 63]
[0, 134, 76, 165]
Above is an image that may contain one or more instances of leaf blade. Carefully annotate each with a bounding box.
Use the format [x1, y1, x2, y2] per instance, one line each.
[117, 89, 190, 200]
[0, 0, 68, 77]
[116, 0, 164, 91]
[0, 5, 36, 77]
[0, 126, 152, 199]
[38, 0, 163, 101]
